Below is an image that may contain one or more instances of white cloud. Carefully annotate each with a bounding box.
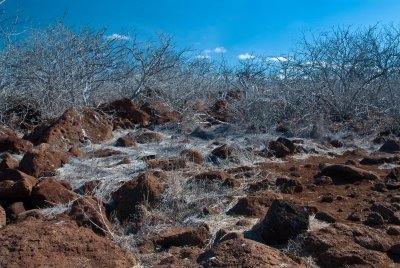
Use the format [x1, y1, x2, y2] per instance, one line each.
[268, 56, 289, 62]
[195, 55, 211, 59]
[106, 33, 131, 41]
[214, 47, 227, 53]
[238, 53, 256, 60]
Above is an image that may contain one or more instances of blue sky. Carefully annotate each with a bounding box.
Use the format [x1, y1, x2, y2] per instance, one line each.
[4, 0, 400, 62]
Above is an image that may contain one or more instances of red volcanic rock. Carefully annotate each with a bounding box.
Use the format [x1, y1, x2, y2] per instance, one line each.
[69, 196, 113, 236]
[100, 98, 151, 127]
[0, 136, 32, 154]
[154, 226, 210, 248]
[30, 178, 78, 208]
[319, 164, 378, 184]
[24, 108, 113, 151]
[300, 223, 393, 267]
[0, 220, 137, 267]
[197, 236, 299, 267]
[228, 191, 283, 217]
[140, 101, 180, 125]
[19, 149, 70, 177]
[112, 172, 166, 223]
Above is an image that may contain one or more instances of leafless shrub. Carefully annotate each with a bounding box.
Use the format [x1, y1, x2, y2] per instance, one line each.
[1, 23, 130, 118]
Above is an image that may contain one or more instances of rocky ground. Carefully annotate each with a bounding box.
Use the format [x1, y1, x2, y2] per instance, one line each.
[1, 98, 400, 268]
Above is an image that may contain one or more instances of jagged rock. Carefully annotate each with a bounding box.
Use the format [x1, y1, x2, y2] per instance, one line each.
[260, 200, 309, 244]
[379, 139, 400, 153]
[19, 149, 70, 177]
[227, 191, 282, 217]
[0, 169, 37, 183]
[299, 223, 393, 267]
[24, 108, 113, 151]
[30, 178, 78, 208]
[0, 176, 37, 202]
[0, 136, 32, 154]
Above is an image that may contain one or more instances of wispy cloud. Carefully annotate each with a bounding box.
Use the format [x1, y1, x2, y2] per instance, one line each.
[106, 33, 131, 41]
[238, 53, 255, 60]
[267, 56, 289, 62]
[214, 47, 227, 53]
[195, 55, 211, 59]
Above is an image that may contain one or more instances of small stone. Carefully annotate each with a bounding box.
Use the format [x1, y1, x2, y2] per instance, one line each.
[387, 226, 400, 235]
[314, 176, 333, 186]
[315, 211, 336, 223]
[365, 212, 385, 226]
[347, 213, 361, 222]
[320, 193, 334, 203]
[371, 183, 387, 192]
